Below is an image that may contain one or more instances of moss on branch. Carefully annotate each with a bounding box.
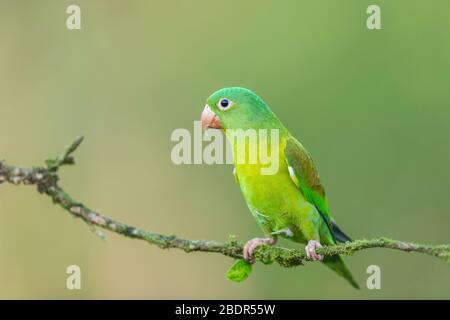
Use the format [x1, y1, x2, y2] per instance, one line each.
[0, 138, 449, 268]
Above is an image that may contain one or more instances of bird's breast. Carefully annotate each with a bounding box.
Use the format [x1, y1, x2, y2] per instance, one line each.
[235, 161, 301, 215]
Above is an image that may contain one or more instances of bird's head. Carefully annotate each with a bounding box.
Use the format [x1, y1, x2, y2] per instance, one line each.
[200, 87, 278, 131]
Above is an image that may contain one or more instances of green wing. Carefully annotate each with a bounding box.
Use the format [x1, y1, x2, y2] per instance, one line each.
[285, 138, 357, 286]
[284, 137, 332, 227]
[284, 137, 352, 243]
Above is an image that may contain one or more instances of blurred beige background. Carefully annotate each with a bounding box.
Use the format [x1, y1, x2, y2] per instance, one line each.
[0, 1, 449, 298]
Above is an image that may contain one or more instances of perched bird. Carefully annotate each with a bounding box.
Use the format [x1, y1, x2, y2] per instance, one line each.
[200, 87, 359, 288]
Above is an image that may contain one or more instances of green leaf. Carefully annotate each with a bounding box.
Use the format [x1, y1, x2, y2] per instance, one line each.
[226, 259, 252, 282]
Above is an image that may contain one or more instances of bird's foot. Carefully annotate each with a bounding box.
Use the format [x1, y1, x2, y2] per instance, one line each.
[243, 237, 277, 263]
[305, 240, 324, 261]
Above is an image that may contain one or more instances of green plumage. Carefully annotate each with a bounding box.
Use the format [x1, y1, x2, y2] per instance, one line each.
[206, 87, 358, 288]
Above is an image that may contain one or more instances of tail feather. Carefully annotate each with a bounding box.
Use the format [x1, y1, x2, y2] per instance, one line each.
[323, 254, 359, 289]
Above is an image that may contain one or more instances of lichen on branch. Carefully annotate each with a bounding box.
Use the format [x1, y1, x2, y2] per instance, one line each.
[0, 138, 449, 268]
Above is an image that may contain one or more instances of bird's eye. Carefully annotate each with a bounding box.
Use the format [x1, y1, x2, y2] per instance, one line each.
[217, 98, 233, 110]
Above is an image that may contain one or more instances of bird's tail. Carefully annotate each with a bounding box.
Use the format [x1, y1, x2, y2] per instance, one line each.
[322, 255, 359, 289]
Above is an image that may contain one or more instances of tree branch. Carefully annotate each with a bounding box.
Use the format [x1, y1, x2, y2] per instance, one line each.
[0, 137, 449, 268]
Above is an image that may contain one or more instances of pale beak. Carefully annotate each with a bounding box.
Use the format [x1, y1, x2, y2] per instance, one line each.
[200, 105, 222, 130]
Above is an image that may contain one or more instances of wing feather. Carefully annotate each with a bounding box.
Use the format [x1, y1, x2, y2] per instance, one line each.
[284, 137, 332, 227]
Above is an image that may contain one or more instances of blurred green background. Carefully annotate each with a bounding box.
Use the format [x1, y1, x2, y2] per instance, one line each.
[0, 0, 449, 299]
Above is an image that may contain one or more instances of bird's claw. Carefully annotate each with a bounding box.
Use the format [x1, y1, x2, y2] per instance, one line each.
[305, 240, 324, 261]
[243, 237, 276, 263]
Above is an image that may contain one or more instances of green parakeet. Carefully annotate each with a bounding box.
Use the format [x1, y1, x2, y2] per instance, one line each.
[200, 87, 359, 288]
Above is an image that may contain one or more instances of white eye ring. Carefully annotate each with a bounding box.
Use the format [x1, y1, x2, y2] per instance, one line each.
[217, 98, 234, 111]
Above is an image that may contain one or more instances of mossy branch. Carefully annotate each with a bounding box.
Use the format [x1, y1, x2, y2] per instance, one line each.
[0, 138, 449, 268]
